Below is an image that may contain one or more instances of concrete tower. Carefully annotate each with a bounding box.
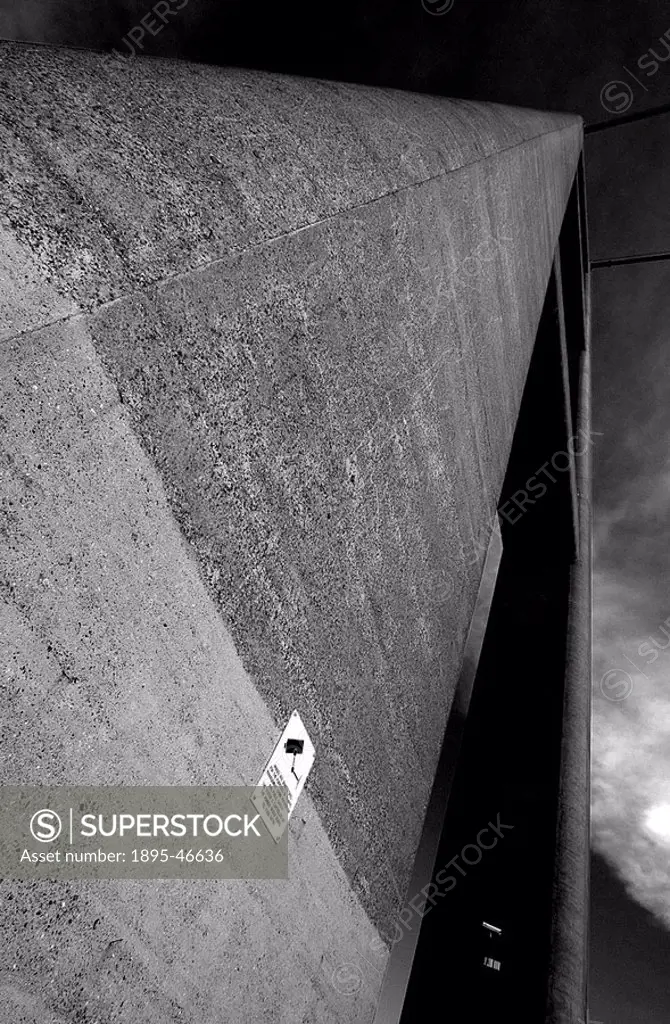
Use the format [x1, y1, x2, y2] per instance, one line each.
[0, 41, 589, 1023]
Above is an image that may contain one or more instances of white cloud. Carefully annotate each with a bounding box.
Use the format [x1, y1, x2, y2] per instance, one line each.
[644, 804, 670, 843]
[592, 567, 670, 931]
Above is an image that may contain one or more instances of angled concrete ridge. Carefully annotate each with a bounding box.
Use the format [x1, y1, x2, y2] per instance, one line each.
[1, 39, 581, 322]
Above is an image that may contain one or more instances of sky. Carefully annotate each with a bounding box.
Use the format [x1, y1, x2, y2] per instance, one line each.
[1, 1, 669, 1020]
[585, 88, 670, 1017]
[588, 252, 670, 1021]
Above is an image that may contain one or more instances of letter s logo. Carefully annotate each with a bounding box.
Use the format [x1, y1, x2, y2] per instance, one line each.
[600, 81, 634, 115]
[30, 809, 62, 843]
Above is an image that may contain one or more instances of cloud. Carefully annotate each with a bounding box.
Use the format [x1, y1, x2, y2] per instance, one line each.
[593, 562, 670, 931]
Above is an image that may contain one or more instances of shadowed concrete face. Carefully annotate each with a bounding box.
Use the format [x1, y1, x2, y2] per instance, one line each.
[0, 41, 582, 1022]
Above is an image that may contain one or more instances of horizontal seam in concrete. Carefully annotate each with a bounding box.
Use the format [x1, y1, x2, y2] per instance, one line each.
[2, 122, 581, 350]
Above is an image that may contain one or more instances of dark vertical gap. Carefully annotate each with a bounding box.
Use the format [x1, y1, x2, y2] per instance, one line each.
[559, 170, 587, 438]
[577, 155, 590, 291]
[400, 258, 575, 1022]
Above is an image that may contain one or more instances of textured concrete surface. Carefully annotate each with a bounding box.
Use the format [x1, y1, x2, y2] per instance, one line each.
[0, 41, 582, 1022]
[0, 41, 580, 318]
[0, 313, 383, 1023]
[84, 118, 583, 939]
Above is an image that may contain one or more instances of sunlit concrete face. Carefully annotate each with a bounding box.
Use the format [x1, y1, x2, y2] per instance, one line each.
[0, 279, 384, 1024]
[0, 40, 582, 1022]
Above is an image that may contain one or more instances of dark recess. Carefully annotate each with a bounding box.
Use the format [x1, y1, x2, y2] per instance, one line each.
[400, 260, 577, 1021]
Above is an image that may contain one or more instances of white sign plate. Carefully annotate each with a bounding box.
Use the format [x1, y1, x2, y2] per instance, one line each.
[251, 710, 316, 843]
